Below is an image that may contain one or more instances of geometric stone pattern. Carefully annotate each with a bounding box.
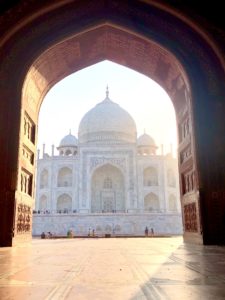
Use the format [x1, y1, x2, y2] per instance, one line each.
[184, 203, 198, 232]
[16, 204, 32, 234]
[0, 237, 225, 299]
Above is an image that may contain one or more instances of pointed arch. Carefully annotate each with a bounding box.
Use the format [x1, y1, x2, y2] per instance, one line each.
[57, 167, 72, 187]
[91, 164, 125, 213]
[56, 193, 72, 213]
[144, 192, 160, 212]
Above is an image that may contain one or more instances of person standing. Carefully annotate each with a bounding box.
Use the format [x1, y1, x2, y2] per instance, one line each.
[145, 226, 149, 237]
[151, 228, 154, 237]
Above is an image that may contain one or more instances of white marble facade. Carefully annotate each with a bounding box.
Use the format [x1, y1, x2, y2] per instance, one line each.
[33, 90, 183, 236]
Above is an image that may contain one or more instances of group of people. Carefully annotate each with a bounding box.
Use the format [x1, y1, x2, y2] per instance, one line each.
[40, 227, 154, 238]
[88, 228, 95, 237]
[145, 226, 154, 237]
[41, 231, 53, 239]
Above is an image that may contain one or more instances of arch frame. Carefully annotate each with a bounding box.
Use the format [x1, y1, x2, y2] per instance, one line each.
[0, 1, 224, 246]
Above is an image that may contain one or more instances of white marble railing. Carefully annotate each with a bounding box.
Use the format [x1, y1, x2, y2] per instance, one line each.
[33, 209, 179, 215]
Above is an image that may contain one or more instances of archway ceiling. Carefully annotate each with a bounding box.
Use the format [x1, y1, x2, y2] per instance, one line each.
[22, 24, 189, 118]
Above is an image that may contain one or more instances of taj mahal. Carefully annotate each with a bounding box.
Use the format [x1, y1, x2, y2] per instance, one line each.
[33, 88, 183, 236]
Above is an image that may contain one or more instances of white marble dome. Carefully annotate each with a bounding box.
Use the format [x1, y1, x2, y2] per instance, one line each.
[138, 133, 156, 147]
[59, 133, 78, 147]
[78, 91, 137, 144]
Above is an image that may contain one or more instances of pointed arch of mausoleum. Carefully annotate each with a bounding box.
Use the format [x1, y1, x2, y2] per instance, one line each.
[91, 163, 125, 213]
[144, 192, 160, 212]
[90, 161, 125, 179]
[57, 167, 73, 187]
[56, 193, 72, 213]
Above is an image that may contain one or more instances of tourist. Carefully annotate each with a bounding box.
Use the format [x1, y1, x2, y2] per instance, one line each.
[145, 226, 149, 236]
[151, 228, 154, 237]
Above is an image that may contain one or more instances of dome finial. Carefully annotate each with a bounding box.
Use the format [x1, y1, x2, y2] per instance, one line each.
[69, 129, 71, 135]
[144, 128, 146, 134]
[106, 85, 109, 98]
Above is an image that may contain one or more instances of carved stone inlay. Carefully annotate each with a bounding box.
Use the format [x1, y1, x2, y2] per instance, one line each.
[180, 145, 192, 164]
[24, 112, 36, 144]
[17, 204, 31, 234]
[90, 157, 126, 172]
[184, 203, 197, 232]
[179, 117, 190, 143]
[21, 168, 33, 196]
[22, 144, 34, 165]
[182, 171, 195, 195]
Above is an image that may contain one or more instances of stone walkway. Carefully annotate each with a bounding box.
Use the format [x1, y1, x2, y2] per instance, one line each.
[0, 237, 225, 299]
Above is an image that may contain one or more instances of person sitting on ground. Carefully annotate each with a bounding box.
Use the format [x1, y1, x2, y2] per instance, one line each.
[41, 232, 46, 239]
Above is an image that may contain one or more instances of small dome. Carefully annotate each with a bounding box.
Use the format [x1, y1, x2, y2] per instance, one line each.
[78, 88, 137, 144]
[59, 133, 78, 147]
[138, 133, 156, 147]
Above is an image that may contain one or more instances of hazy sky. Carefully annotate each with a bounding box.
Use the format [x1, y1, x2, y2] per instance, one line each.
[38, 60, 177, 155]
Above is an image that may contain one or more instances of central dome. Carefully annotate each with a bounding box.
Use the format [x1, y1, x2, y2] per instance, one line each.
[78, 89, 137, 144]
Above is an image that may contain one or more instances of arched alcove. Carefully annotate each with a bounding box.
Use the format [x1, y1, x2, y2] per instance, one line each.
[91, 164, 125, 213]
[57, 167, 72, 187]
[144, 193, 160, 212]
[56, 194, 72, 213]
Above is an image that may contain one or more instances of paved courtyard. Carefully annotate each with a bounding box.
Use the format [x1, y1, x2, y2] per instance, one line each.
[0, 237, 225, 299]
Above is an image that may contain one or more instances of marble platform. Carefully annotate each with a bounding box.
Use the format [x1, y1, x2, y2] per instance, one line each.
[32, 213, 183, 236]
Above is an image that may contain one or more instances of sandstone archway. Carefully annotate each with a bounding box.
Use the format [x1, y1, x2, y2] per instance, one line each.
[0, 1, 225, 246]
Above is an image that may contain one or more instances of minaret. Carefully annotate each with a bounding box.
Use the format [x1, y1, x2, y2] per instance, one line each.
[42, 143, 45, 158]
[51, 144, 55, 156]
[106, 85, 109, 98]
